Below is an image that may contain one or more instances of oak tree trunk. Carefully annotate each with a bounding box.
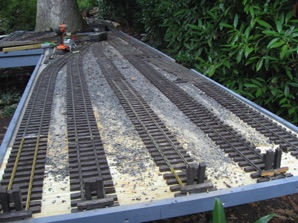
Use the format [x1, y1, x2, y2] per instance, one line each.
[35, 0, 87, 32]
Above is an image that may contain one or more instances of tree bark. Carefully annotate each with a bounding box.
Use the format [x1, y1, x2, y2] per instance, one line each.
[35, 0, 87, 32]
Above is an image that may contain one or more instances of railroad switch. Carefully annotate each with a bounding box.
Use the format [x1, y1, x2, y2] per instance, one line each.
[0, 186, 32, 221]
[77, 177, 114, 210]
[179, 162, 214, 195]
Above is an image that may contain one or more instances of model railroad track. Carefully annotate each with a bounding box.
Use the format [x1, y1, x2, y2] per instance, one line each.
[0, 54, 70, 220]
[92, 43, 214, 195]
[190, 82, 298, 159]
[1, 31, 25, 41]
[109, 38, 293, 182]
[147, 56, 298, 160]
[66, 47, 117, 211]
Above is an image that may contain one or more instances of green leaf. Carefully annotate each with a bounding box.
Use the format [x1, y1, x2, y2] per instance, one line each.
[244, 84, 258, 88]
[285, 68, 293, 80]
[280, 44, 289, 59]
[289, 107, 296, 115]
[255, 214, 276, 223]
[271, 40, 285, 49]
[209, 65, 216, 77]
[256, 58, 264, 71]
[267, 38, 280, 49]
[234, 14, 239, 28]
[262, 30, 279, 36]
[256, 88, 263, 97]
[256, 19, 272, 29]
[279, 97, 287, 105]
[284, 85, 289, 97]
[219, 23, 234, 29]
[289, 82, 298, 87]
[188, 24, 200, 30]
[236, 49, 243, 63]
[212, 198, 226, 223]
[276, 20, 282, 33]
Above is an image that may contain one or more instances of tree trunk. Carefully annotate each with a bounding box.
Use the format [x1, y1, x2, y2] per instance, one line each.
[35, 0, 87, 32]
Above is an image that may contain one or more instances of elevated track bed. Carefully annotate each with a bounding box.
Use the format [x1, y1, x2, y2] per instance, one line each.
[0, 30, 297, 222]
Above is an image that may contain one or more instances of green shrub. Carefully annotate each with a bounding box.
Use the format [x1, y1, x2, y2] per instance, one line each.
[2, 104, 17, 117]
[0, 0, 37, 32]
[137, 0, 298, 124]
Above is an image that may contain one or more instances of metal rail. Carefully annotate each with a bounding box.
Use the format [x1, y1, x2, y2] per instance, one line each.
[92, 43, 212, 194]
[0, 53, 70, 219]
[66, 46, 116, 210]
[192, 81, 298, 159]
[109, 37, 292, 182]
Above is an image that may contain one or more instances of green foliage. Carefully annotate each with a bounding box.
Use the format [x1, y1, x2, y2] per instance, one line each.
[98, 0, 140, 27]
[0, 0, 37, 32]
[136, 0, 298, 124]
[0, 93, 20, 117]
[2, 104, 18, 117]
[77, 0, 97, 10]
[212, 198, 275, 223]
[0, 93, 20, 107]
[212, 198, 226, 223]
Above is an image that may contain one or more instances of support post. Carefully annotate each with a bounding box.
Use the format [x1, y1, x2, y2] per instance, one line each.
[84, 179, 93, 200]
[274, 148, 282, 169]
[96, 177, 105, 199]
[12, 187, 23, 211]
[197, 162, 206, 184]
[186, 162, 197, 185]
[0, 187, 10, 212]
[264, 150, 274, 170]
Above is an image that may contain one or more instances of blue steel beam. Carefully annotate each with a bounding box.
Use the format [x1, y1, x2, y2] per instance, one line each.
[0, 49, 43, 68]
[23, 176, 298, 223]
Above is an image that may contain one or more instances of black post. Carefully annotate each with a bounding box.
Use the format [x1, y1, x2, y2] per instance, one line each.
[197, 162, 207, 184]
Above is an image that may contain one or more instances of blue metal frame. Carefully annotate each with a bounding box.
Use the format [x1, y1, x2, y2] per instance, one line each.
[0, 52, 44, 164]
[0, 49, 43, 68]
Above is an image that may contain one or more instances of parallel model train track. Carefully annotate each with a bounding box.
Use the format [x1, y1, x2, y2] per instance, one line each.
[0, 31, 296, 221]
[113, 30, 298, 161]
[109, 35, 293, 182]
[92, 44, 213, 195]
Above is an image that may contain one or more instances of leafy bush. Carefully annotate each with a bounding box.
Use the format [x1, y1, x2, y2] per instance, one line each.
[137, 0, 298, 124]
[0, 0, 37, 32]
[2, 104, 18, 117]
[78, 0, 97, 10]
[0, 93, 20, 106]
